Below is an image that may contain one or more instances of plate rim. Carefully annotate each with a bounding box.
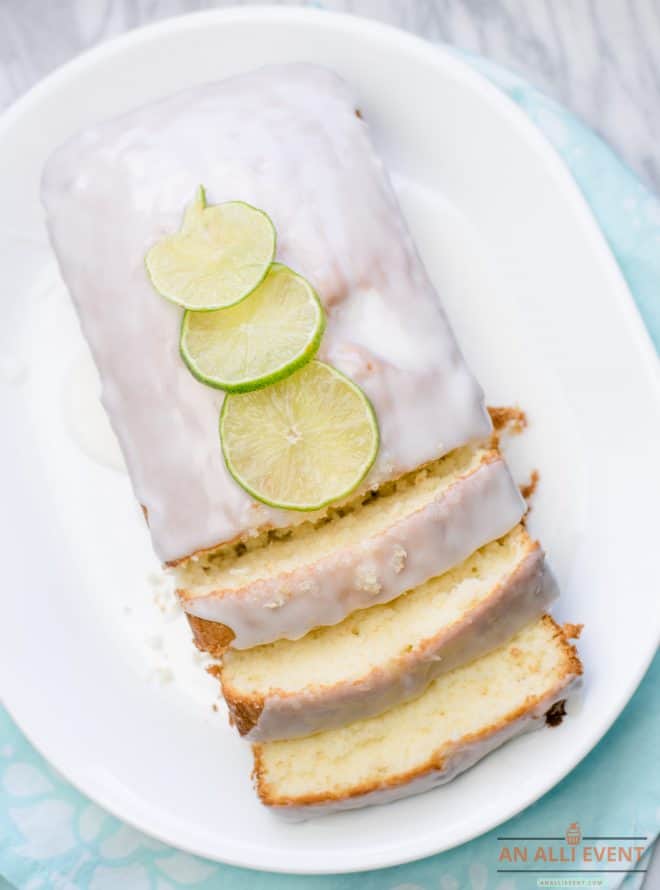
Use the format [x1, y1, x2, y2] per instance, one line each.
[1, 5, 659, 875]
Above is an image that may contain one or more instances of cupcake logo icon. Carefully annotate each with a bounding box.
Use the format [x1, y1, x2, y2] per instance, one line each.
[565, 822, 582, 845]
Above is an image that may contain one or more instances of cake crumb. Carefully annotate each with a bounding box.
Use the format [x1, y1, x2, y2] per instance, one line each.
[153, 666, 174, 685]
[391, 545, 407, 574]
[563, 622, 584, 640]
[264, 595, 286, 610]
[356, 567, 382, 595]
[146, 634, 163, 651]
[153, 586, 182, 621]
[545, 699, 567, 727]
[520, 469, 540, 501]
[488, 405, 527, 435]
[147, 570, 166, 588]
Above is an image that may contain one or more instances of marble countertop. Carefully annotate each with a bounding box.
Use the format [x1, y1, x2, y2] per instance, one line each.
[1, 0, 659, 196]
[1, 2, 658, 887]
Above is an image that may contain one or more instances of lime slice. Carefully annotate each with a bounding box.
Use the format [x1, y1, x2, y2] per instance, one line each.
[220, 361, 379, 510]
[145, 186, 276, 310]
[180, 264, 325, 392]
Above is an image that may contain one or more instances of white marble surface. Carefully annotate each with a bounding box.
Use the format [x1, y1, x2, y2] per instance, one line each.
[1, 0, 660, 195]
[0, 1, 658, 886]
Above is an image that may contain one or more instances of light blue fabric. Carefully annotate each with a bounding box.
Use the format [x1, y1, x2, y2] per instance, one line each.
[1, 50, 658, 890]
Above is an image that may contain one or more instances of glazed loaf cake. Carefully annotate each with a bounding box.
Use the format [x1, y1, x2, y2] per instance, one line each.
[180, 445, 524, 650]
[41, 63, 494, 569]
[219, 525, 557, 740]
[41, 62, 581, 817]
[254, 616, 582, 818]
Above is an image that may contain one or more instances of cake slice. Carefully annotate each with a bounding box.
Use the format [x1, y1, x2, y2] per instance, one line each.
[180, 444, 524, 651]
[218, 525, 556, 740]
[253, 616, 582, 818]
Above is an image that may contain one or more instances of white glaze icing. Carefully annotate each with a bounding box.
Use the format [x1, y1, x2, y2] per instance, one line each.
[266, 675, 581, 821]
[41, 64, 491, 564]
[62, 350, 126, 472]
[183, 454, 525, 648]
[237, 546, 558, 741]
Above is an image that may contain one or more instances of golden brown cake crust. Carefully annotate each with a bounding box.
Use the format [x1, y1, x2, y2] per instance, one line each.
[222, 685, 265, 736]
[520, 469, 540, 501]
[252, 615, 583, 808]
[187, 614, 234, 656]
[204, 664, 265, 732]
[228, 695, 265, 736]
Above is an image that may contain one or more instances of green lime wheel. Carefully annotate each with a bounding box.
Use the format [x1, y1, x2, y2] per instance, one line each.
[220, 361, 379, 510]
[180, 264, 324, 392]
[145, 186, 275, 311]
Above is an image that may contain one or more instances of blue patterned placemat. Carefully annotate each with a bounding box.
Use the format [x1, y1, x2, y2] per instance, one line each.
[1, 47, 658, 890]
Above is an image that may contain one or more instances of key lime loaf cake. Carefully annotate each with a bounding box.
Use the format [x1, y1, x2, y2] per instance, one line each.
[41, 64, 525, 645]
[219, 525, 557, 740]
[254, 616, 582, 818]
[41, 63, 582, 818]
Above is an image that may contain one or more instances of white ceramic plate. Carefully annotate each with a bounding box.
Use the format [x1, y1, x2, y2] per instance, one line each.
[1, 7, 659, 875]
